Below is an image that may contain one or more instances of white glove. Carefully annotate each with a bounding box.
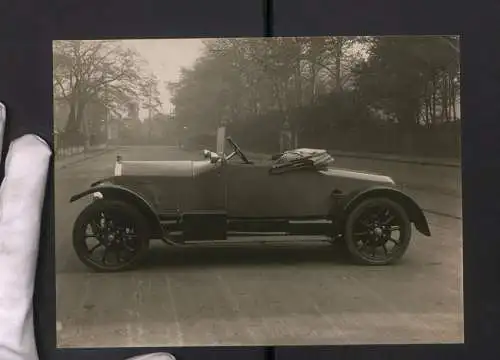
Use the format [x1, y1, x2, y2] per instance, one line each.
[0, 103, 176, 360]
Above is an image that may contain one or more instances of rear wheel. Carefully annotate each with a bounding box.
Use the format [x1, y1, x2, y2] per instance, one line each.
[344, 197, 412, 265]
[72, 200, 150, 272]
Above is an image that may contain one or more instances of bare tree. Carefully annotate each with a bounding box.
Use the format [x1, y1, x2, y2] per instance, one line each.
[53, 40, 148, 148]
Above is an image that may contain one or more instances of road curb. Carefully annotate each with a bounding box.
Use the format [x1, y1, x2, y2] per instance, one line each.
[55, 147, 116, 170]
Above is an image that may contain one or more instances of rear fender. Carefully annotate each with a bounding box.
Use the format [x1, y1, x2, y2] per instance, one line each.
[334, 186, 431, 237]
[70, 184, 164, 239]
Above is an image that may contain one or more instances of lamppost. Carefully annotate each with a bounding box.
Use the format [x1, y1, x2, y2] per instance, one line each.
[217, 119, 228, 155]
[178, 125, 188, 149]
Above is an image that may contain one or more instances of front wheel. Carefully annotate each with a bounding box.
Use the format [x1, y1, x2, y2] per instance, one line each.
[344, 197, 412, 265]
[72, 200, 150, 272]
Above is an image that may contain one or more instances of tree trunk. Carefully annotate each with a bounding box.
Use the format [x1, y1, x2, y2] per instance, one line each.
[424, 82, 430, 127]
[295, 60, 302, 107]
[104, 105, 110, 144]
[65, 100, 78, 135]
[425, 98, 430, 127]
[79, 111, 90, 150]
[335, 37, 343, 92]
[294, 59, 302, 147]
[75, 100, 90, 150]
[451, 76, 457, 121]
[441, 73, 448, 122]
[431, 75, 437, 126]
[310, 65, 317, 104]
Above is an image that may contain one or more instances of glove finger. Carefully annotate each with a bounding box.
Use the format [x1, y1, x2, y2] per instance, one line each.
[0, 134, 51, 290]
[0, 134, 51, 359]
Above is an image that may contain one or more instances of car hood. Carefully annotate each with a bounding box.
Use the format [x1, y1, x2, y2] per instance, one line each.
[118, 160, 194, 177]
[117, 159, 216, 178]
[319, 167, 396, 185]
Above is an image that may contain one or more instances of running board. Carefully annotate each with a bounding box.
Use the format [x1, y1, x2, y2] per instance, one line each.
[226, 219, 332, 235]
[160, 220, 333, 234]
[159, 218, 335, 244]
[159, 233, 333, 246]
[184, 236, 332, 246]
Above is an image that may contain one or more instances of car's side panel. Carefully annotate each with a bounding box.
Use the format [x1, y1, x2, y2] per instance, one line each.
[224, 162, 334, 218]
[112, 162, 225, 215]
[182, 163, 226, 212]
[112, 176, 184, 213]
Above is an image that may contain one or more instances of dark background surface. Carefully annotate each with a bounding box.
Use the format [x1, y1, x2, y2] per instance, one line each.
[0, 0, 499, 359]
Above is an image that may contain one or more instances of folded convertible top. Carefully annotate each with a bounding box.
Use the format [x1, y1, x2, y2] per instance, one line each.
[270, 148, 335, 174]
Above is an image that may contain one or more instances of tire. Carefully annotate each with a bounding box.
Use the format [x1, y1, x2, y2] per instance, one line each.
[344, 197, 412, 265]
[72, 200, 150, 272]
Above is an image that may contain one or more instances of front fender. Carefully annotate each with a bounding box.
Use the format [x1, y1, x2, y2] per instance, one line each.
[70, 183, 129, 203]
[335, 186, 431, 237]
[70, 184, 164, 239]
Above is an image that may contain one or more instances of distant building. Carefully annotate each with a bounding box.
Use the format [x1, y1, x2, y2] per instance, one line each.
[127, 102, 140, 120]
[118, 101, 144, 143]
[85, 100, 108, 145]
[142, 113, 172, 142]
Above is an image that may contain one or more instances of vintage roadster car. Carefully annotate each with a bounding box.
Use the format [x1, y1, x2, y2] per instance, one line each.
[69, 127, 431, 272]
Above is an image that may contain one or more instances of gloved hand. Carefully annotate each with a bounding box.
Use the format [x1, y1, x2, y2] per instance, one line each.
[0, 102, 176, 360]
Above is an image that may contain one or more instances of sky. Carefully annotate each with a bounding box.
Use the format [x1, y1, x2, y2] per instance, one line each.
[122, 39, 205, 117]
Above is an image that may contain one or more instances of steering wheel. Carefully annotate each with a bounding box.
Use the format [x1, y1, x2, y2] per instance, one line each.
[226, 137, 252, 164]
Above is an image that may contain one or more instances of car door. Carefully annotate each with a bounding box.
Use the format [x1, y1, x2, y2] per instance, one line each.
[224, 160, 334, 219]
[223, 160, 314, 218]
[224, 161, 273, 218]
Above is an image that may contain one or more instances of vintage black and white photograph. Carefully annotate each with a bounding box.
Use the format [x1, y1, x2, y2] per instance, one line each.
[54, 36, 462, 347]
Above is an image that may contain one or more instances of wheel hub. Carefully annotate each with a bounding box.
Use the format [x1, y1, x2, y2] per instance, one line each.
[107, 233, 123, 245]
[367, 222, 389, 246]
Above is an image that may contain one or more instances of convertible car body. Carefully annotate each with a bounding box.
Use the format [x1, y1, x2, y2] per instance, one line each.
[70, 126, 431, 272]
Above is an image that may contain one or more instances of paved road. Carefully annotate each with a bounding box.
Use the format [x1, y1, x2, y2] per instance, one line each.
[55, 146, 463, 347]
